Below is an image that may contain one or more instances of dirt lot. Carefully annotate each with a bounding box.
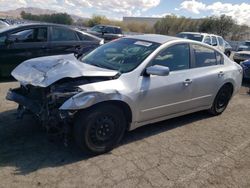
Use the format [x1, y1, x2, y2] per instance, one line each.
[0, 81, 250, 188]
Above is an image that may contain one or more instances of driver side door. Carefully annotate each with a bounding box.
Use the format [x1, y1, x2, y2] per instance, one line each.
[137, 43, 194, 123]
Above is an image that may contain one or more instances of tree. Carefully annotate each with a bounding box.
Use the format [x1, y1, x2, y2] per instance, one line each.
[199, 15, 235, 38]
[21, 11, 73, 25]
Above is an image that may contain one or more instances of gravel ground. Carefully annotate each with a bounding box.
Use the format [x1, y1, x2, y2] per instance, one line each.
[0, 81, 250, 188]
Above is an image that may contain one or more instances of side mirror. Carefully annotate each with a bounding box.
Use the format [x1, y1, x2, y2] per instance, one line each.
[146, 65, 170, 76]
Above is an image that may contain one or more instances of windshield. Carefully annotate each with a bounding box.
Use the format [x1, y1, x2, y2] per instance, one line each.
[81, 38, 160, 73]
[176, 33, 204, 42]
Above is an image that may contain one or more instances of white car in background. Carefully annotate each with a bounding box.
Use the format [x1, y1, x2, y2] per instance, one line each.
[177, 32, 226, 53]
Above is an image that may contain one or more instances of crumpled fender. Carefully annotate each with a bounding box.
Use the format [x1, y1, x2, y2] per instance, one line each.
[59, 90, 129, 110]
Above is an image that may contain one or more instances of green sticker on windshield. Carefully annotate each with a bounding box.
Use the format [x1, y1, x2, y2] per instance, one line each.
[134, 41, 152, 47]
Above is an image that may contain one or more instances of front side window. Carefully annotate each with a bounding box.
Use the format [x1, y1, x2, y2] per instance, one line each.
[81, 38, 159, 73]
[9, 27, 47, 43]
[211, 36, 217, 46]
[151, 44, 190, 71]
[204, 36, 211, 45]
[51, 27, 78, 41]
[192, 44, 217, 67]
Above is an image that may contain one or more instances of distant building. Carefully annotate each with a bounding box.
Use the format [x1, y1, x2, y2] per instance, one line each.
[123, 17, 162, 27]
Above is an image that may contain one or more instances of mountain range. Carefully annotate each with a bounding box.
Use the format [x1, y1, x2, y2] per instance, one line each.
[0, 7, 88, 21]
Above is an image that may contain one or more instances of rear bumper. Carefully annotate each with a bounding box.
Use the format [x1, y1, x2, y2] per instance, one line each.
[6, 88, 41, 114]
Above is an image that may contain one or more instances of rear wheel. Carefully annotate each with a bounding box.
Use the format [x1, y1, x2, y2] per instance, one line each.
[208, 84, 233, 115]
[74, 104, 126, 154]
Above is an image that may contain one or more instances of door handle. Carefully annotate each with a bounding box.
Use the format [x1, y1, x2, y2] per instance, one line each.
[218, 71, 224, 77]
[183, 79, 192, 86]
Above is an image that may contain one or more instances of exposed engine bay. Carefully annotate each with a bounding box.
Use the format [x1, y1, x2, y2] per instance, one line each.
[6, 76, 112, 144]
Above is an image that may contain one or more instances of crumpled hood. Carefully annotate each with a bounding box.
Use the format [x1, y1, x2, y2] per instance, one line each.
[11, 54, 119, 87]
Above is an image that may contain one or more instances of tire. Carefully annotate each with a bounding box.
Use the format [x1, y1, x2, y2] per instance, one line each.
[208, 84, 233, 115]
[74, 104, 126, 155]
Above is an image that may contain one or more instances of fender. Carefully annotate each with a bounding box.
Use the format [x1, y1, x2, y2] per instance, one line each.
[59, 90, 136, 115]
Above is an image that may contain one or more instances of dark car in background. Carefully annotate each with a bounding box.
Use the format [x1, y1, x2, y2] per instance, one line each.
[240, 59, 250, 80]
[0, 23, 104, 77]
[237, 41, 250, 51]
[87, 24, 124, 42]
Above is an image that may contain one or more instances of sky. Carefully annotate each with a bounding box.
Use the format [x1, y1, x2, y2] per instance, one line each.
[0, 0, 249, 25]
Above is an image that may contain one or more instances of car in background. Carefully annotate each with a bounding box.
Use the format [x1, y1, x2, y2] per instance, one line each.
[7, 34, 242, 154]
[240, 59, 250, 80]
[0, 23, 104, 77]
[0, 20, 9, 29]
[176, 32, 226, 52]
[237, 41, 250, 51]
[87, 24, 124, 42]
[224, 41, 232, 57]
[233, 46, 250, 63]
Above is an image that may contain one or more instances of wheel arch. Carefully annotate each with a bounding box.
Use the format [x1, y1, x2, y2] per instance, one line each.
[75, 100, 133, 130]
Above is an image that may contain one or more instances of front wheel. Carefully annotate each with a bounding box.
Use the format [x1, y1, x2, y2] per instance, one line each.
[74, 104, 126, 155]
[208, 85, 233, 115]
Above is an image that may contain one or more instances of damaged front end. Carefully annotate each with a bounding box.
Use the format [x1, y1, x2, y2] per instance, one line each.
[6, 76, 111, 143]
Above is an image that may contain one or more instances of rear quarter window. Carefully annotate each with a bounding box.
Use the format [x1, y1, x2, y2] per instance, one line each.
[218, 37, 224, 46]
[216, 52, 224, 65]
[192, 44, 217, 67]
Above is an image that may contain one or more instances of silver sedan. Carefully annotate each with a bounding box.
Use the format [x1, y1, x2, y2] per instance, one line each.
[7, 34, 243, 154]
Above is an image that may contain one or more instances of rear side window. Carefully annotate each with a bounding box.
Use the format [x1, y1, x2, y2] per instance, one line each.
[51, 27, 78, 41]
[114, 28, 122, 34]
[151, 43, 190, 71]
[216, 52, 224, 64]
[104, 27, 114, 34]
[78, 32, 95, 41]
[192, 44, 217, 67]
[9, 27, 47, 43]
[218, 37, 224, 46]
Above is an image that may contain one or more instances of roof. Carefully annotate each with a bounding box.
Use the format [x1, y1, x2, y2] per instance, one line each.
[0, 23, 76, 33]
[179, 32, 222, 37]
[95, 24, 121, 29]
[126, 34, 180, 44]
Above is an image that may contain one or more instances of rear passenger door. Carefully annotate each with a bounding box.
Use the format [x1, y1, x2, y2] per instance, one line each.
[187, 44, 225, 109]
[48, 26, 82, 56]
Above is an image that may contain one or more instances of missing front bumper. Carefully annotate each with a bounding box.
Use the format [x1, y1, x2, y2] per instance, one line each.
[6, 88, 41, 115]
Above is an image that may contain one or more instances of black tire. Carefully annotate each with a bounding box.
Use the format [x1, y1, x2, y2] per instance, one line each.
[208, 84, 233, 115]
[74, 104, 126, 154]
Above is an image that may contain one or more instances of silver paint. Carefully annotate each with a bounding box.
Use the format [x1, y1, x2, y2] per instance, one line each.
[11, 34, 243, 131]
